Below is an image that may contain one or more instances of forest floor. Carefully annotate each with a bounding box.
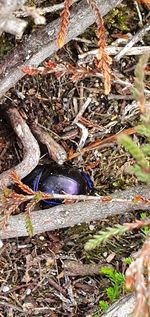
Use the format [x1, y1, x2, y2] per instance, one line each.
[0, 0, 150, 316]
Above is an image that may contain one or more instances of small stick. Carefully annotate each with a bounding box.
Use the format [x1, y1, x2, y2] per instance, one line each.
[0, 0, 27, 39]
[68, 127, 135, 160]
[48, 278, 67, 296]
[115, 23, 150, 61]
[30, 123, 67, 165]
[0, 301, 24, 313]
[15, 0, 79, 17]
[78, 46, 150, 60]
[63, 260, 106, 276]
[112, 75, 150, 95]
[0, 192, 136, 202]
[134, 0, 143, 26]
[72, 96, 92, 124]
[76, 122, 88, 150]
[0, 108, 40, 189]
[108, 94, 134, 100]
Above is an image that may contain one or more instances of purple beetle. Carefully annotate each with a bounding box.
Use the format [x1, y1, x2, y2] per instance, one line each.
[22, 164, 93, 206]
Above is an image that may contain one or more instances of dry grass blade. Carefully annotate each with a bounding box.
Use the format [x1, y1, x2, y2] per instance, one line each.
[133, 54, 149, 114]
[25, 200, 38, 236]
[57, 0, 72, 48]
[86, 0, 112, 95]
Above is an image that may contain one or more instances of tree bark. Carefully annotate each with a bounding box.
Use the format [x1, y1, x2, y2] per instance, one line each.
[101, 294, 135, 317]
[0, 0, 122, 99]
[0, 185, 150, 239]
[0, 107, 40, 189]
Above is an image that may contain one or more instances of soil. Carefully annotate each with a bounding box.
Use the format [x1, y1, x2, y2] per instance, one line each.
[0, 0, 150, 316]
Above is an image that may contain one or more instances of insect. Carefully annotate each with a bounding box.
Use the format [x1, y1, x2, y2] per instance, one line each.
[23, 164, 93, 206]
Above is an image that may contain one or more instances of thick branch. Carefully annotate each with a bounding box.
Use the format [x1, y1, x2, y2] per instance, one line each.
[0, 0, 122, 99]
[101, 294, 135, 317]
[0, 185, 150, 239]
[0, 108, 40, 189]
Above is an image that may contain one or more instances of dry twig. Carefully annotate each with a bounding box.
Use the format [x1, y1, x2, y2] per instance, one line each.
[115, 22, 150, 61]
[0, 0, 46, 38]
[30, 123, 67, 165]
[15, 0, 79, 17]
[72, 96, 92, 124]
[78, 46, 150, 60]
[68, 127, 135, 160]
[0, 0, 122, 99]
[63, 260, 106, 276]
[0, 0, 27, 39]
[0, 108, 40, 189]
[20, 5, 45, 25]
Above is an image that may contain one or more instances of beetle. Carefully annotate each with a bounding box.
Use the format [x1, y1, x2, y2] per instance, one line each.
[22, 164, 93, 206]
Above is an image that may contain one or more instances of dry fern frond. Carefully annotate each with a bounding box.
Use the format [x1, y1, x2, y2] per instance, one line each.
[57, 0, 72, 48]
[0, 171, 35, 230]
[137, 0, 150, 9]
[22, 61, 99, 81]
[0, 192, 29, 229]
[11, 170, 34, 195]
[86, 0, 112, 95]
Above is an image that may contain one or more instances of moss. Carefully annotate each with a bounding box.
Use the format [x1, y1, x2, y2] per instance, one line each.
[0, 34, 14, 57]
[26, 0, 38, 5]
[104, 3, 139, 34]
[105, 8, 129, 32]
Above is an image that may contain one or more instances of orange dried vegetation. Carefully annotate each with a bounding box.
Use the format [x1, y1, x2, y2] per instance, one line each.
[137, 0, 150, 9]
[56, 0, 112, 94]
[67, 127, 135, 160]
[126, 235, 150, 317]
[86, 0, 112, 95]
[57, 0, 72, 48]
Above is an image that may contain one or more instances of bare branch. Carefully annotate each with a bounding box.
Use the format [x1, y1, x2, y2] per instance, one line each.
[0, 185, 150, 239]
[0, 108, 40, 189]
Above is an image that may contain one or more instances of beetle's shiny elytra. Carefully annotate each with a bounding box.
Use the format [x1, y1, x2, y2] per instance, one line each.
[22, 164, 93, 206]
